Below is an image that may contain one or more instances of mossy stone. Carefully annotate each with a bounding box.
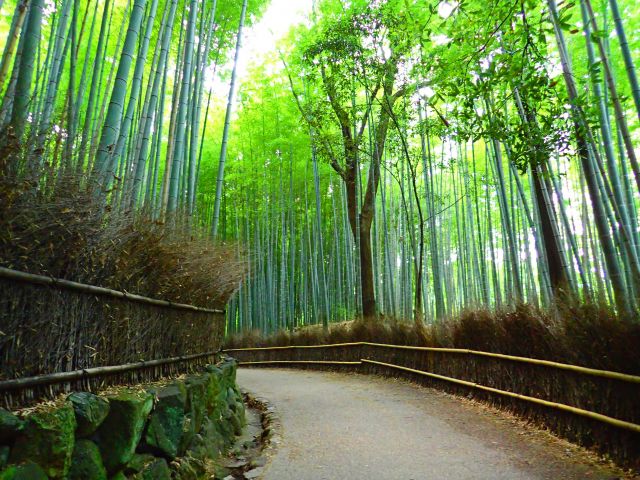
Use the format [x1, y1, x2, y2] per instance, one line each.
[211, 383, 231, 417]
[225, 387, 237, 407]
[0, 410, 23, 443]
[212, 409, 235, 442]
[200, 418, 226, 457]
[124, 453, 155, 475]
[68, 439, 107, 480]
[9, 403, 76, 479]
[68, 392, 110, 437]
[231, 409, 246, 436]
[222, 407, 242, 437]
[177, 415, 195, 457]
[94, 390, 153, 473]
[0, 446, 9, 470]
[142, 384, 186, 459]
[219, 359, 237, 384]
[185, 433, 209, 461]
[203, 372, 222, 414]
[184, 375, 208, 434]
[131, 458, 171, 480]
[234, 400, 246, 419]
[0, 461, 48, 480]
[172, 456, 206, 480]
[204, 364, 223, 376]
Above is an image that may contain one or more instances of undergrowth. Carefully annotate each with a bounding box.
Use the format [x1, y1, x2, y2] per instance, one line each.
[0, 171, 247, 309]
[225, 302, 640, 375]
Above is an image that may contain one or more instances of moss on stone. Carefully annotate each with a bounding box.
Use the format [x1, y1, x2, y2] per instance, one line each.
[68, 439, 107, 480]
[94, 390, 153, 474]
[9, 403, 76, 479]
[199, 417, 227, 458]
[68, 392, 110, 437]
[0, 410, 23, 444]
[2, 362, 243, 480]
[0, 461, 48, 480]
[185, 375, 208, 434]
[124, 453, 155, 475]
[142, 384, 187, 459]
[172, 455, 206, 480]
[219, 359, 237, 385]
[0, 446, 9, 470]
[132, 458, 171, 480]
[203, 372, 222, 415]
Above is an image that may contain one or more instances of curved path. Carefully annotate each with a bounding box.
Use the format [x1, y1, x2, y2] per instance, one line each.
[238, 368, 626, 480]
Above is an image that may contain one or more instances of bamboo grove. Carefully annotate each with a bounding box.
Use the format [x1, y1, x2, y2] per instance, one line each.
[220, 0, 640, 333]
[0, 0, 267, 217]
[0, 0, 639, 335]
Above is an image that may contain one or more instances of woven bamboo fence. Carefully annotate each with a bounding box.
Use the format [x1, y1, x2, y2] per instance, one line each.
[226, 342, 640, 469]
[0, 267, 225, 407]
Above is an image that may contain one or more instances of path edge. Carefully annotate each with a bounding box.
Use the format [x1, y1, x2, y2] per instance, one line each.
[241, 388, 283, 479]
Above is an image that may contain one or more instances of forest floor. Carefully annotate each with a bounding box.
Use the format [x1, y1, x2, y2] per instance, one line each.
[237, 368, 634, 480]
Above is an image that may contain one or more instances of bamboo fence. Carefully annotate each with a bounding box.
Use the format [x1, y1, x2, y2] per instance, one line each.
[0, 267, 225, 407]
[225, 341, 640, 467]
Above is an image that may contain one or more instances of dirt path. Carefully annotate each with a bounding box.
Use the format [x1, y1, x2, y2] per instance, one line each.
[238, 368, 627, 480]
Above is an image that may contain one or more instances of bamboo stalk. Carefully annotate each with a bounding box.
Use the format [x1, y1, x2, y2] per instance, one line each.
[0, 267, 224, 314]
[239, 361, 362, 366]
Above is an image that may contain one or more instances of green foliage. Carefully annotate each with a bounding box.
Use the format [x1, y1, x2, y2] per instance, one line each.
[0, 0, 639, 331]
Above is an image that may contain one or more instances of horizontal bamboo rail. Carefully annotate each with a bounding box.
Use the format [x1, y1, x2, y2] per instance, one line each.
[362, 359, 640, 434]
[0, 266, 225, 315]
[225, 342, 640, 384]
[234, 353, 640, 434]
[239, 360, 362, 366]
[0, 351, 218, 391]
[226, 342, 362, 351]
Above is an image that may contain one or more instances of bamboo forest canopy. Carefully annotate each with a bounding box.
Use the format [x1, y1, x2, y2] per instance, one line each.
[0, 0, 639, 334]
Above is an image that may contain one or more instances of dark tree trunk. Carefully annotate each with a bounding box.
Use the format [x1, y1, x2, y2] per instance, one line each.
[358, 220, 376, 318]
[531, 164, 570, 294]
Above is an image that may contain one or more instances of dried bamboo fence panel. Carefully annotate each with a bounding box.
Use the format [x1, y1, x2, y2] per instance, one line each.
[226, 342, 640, 469]
[0, 268, 225, 407]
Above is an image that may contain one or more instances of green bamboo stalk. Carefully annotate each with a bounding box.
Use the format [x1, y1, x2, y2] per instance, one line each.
[94, 0, 147, 186]
[9, 0, 44, 139]
[212, 0, 248, 234]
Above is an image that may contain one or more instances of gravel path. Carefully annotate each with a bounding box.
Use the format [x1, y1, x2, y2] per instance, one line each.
[238, 368, 625, 480]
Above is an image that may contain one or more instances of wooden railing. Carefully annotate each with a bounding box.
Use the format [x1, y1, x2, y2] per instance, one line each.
[225, 342, 640, 434]
[0, 266, 224, 314]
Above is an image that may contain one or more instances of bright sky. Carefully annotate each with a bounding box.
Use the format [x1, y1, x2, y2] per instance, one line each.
[208, 0, 313, 96]
[239, 0, 313, 78]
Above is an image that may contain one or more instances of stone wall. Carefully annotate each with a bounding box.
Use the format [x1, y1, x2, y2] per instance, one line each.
[0, 358, 245, 479]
